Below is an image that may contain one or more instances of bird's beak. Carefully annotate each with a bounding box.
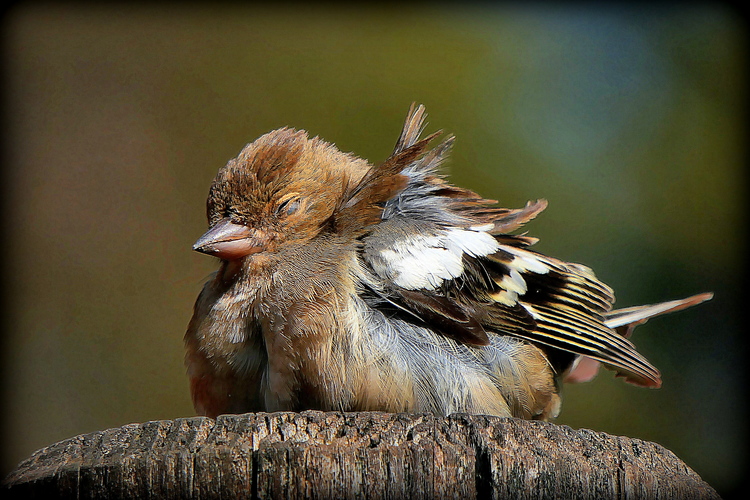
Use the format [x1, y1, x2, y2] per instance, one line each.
[193, 218, 267, 260]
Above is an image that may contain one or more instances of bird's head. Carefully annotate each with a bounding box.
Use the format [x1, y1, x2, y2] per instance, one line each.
[193, 128, 372, 262]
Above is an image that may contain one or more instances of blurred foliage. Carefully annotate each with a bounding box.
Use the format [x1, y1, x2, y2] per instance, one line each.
[2, 4, 745, 496]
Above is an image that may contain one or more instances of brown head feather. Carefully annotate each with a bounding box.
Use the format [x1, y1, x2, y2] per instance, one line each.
[206, 127, 371, 248]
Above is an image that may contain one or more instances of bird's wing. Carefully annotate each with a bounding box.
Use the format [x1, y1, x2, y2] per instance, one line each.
[604, 293, 714, 336]
[563, 293, 714, 384]
[357, 104, 709, 388]
[362, 219, 664, 387]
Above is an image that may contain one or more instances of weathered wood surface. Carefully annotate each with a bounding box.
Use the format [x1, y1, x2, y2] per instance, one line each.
[3, 411, 718, 499]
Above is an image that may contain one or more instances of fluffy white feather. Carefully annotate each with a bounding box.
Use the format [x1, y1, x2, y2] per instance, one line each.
[501, 245, 550, 275]
[373, 227, 500, 290]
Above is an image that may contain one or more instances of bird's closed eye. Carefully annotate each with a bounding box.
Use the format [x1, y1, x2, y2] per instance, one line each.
[277, 197, 302, 217]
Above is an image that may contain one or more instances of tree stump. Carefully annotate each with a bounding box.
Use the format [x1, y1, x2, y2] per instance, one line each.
[3, 411, 718, 499]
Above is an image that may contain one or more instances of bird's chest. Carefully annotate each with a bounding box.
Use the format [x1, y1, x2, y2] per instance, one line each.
[193, 280, 268, 377]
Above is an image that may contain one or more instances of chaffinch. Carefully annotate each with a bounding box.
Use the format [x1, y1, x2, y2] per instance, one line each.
[185, 104, 711, 420]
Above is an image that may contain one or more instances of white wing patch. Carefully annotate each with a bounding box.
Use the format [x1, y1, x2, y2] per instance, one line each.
[500, 245, 550, 275]
[498, 269, 528, 294]
[485, 245, 554, 307]
[489, 269, 529, 306]
[372, 227, 500, 290]
[445, 227, 500, 257]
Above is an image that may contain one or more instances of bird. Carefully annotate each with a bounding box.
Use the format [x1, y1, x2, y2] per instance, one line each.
[185, 104, 712, 421]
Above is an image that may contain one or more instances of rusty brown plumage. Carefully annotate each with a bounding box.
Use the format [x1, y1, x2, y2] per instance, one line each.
[185, 104, 712, 420]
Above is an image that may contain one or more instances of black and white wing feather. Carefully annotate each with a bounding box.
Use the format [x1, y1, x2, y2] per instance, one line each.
[353, 104, 711, 388]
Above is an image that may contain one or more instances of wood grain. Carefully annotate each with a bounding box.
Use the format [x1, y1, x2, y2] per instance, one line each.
[3, 411, 719, 499]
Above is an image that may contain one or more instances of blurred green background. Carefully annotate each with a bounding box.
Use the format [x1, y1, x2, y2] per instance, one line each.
[2, 4, 745, 496]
